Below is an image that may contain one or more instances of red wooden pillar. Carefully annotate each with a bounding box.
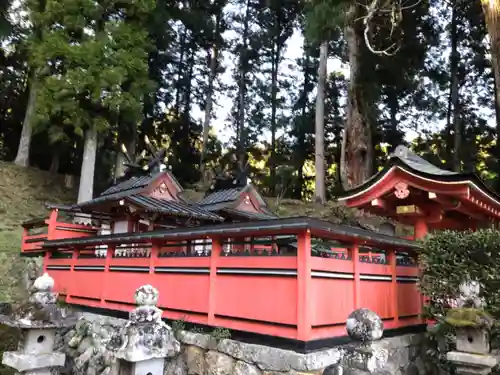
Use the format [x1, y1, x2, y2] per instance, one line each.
[352, 243, 360, 309]
[414, 218, 428, 240]
[42, 251, 50, 273]
[208, 237, 221, 325]
[149, 242, 159, 275]
[388, 249, 399, 324]
[101, 244, 115, 305]
[21, 227, 28, 250]
[127, 214, 135, 232]
[43, 209, 58, 272]
[66, 247, 79, 303]
[47, 209, 58, 240]
[297, 229, 312, 341]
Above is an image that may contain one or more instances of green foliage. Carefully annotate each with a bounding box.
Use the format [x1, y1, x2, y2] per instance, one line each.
[29, 0, 156, 143]
[171, 319, 186, 339]
[304, 0, 348, 42]
[420, 229, 500, 319]
[210, 327, 231, 341]
[170, 318, 230, 342]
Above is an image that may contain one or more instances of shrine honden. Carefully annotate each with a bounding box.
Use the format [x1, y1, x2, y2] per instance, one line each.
[20, 143, 496, 351]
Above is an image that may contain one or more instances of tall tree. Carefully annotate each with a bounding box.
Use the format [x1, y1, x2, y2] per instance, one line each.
[482, 0, 500, 115]
[314, 41, 327, 203]
[342, 2, 374, 188]
[13, 0, 46, 167]
[448, 3, 462, 171]
[30, 0, 155, 202]
[200, 0, 226, 181]
[305, 0, 343, 199]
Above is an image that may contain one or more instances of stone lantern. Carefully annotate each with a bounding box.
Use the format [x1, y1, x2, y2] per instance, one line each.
[445, 281, 499, 375]
[115, 284, 181, 375]
[0, 273, 77, 375]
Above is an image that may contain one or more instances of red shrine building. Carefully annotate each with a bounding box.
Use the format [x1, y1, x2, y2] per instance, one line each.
[20, 144, 495, 351]
[338, 145, 500, 238]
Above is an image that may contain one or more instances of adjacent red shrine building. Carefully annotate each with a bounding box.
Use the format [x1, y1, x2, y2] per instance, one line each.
[21, 143, 497, 351]
[338, 145, 500, 239]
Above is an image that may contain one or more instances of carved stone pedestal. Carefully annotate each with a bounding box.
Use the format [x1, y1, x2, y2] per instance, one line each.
[115, 284, 181, 375]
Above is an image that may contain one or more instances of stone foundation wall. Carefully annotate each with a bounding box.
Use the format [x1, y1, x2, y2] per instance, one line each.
[63, 313, 426, 375]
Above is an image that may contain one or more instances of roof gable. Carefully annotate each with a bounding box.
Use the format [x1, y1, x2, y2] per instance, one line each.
[78, 171, 183, 208]
[198, 184, 277, 220]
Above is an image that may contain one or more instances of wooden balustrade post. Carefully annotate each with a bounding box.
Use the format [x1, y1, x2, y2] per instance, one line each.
[352, 242, 360, 309]
[47, 209, 58, 240]
[66, 247, 79, 304]
[21, 227, 28, 249]
[389, 249, 399, 324]
[208, 237, 221, 325]
[297, 229, 312, 341]
[101, 244, 115, 305]
[42, 251, 50, 273]
[149, 242, 159, 275]
[416, 252, 426, 322]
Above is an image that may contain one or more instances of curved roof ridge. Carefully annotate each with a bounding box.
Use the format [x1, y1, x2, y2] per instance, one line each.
[390, 145, 457, 176]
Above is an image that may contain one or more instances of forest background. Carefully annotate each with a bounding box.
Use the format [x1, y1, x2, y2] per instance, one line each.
[1, 0, 499, 203]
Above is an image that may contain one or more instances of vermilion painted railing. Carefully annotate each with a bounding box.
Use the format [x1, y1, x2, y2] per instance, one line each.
[21, 208, 110, 254]
[31, 222, 422, 343]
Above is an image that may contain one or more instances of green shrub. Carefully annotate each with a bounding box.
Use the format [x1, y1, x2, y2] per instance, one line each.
[420, 229, 500, 319]
[420, 229, 500, 374]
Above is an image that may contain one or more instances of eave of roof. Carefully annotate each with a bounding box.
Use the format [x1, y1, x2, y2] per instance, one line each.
[220, 207, 278, 220]
[41, 216, 420, 250]
[337, 155, 500, 207]
[126, 195, 223, 222]
[75, 187, 147, 208]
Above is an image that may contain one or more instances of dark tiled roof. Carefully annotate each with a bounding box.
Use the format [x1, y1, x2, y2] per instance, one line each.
[101, 174, 156, 196]
[221, 208, 277, 220]
[127, 195, 223, 222]
[198, 188, 241, 206]
[391, 145, 457, 176]
[42, 217, 421, 251]
[77, 187, 146, 208]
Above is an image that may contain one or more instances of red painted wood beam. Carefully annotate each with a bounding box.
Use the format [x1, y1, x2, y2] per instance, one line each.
[208, 237, 221, 325]
[297, 229, 312, 341]
[101, 244, 114, 303]
[428, 192, 487, 221]
[468, 194, 500, 219]
[389, 249, 399, 324]
[352, 243, 360, 309]
[345, 168, 470, 208]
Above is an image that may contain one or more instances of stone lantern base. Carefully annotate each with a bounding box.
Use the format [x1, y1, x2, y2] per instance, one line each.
[447, 351, 499, 375]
